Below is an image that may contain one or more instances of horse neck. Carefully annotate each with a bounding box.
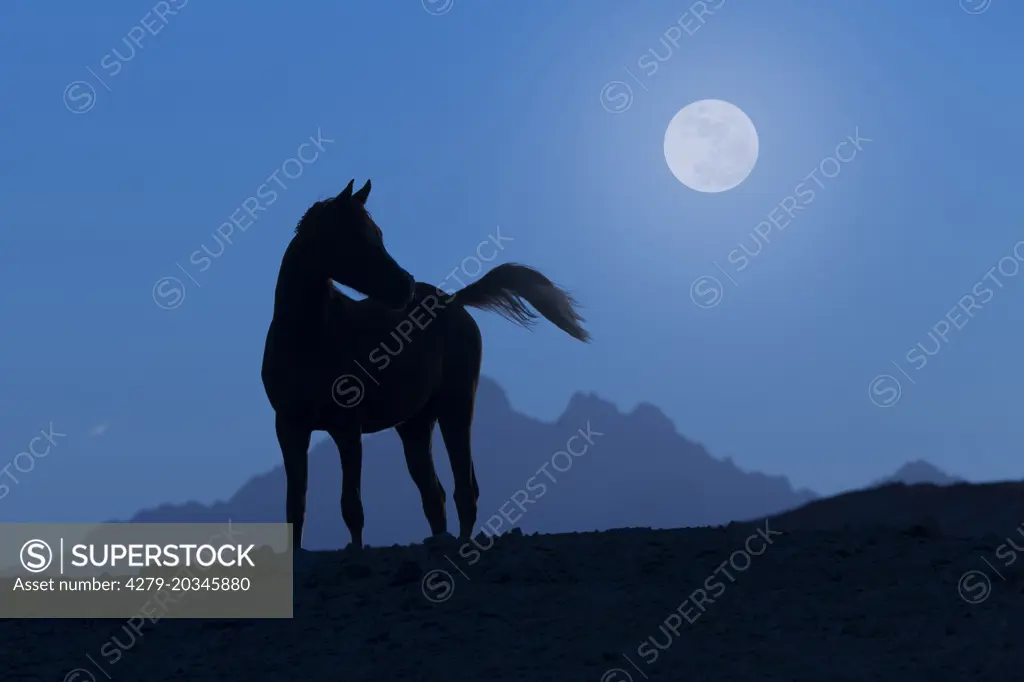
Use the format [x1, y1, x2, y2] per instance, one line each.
[269, 239, 331, 347]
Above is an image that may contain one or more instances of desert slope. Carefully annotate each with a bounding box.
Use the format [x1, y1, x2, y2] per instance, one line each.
[765, 480, 1024, 537]
[7, 481, 1023, 681]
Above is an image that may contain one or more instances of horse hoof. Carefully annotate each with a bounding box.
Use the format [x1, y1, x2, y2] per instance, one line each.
[292, 549, 317, 575]
[423, 532, 456, 546]
[343, 542, 363, 553]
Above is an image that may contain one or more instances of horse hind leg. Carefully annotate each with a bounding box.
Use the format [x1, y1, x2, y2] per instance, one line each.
[437, 384, 480, 541]
[395, 411, 448, 539]
[275, 414, 312, 552]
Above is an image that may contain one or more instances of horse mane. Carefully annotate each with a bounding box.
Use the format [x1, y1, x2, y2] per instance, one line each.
[294, 201, 328, 235]
[294, 199, 375, 236]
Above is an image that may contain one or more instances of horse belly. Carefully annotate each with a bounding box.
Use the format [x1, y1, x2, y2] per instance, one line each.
[358, 358, 442, 432]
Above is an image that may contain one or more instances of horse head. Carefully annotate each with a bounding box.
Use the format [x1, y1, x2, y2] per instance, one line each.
[294, 179, 416, 309]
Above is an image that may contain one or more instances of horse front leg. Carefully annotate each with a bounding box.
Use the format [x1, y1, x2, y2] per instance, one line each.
[328, 426, 364, 550]
[275, 413, 312, 553]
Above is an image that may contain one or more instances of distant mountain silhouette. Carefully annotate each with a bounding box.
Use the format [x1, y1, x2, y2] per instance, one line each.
[870, 459, 961, 488]
[124, 378, 821, 548]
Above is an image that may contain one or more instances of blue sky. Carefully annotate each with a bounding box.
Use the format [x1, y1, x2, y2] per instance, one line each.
[1, 1, 1022, 524]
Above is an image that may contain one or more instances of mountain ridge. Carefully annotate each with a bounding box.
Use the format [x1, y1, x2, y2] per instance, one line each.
[121, 377, 959, 548]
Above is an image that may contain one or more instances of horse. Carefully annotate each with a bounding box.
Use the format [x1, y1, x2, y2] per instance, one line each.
[261, 178, 590, 552]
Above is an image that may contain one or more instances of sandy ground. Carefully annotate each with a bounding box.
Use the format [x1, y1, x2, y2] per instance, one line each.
[6, 483, 1024, 681]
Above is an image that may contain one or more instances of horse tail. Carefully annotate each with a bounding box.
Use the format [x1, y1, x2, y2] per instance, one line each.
[445, 263, 590, 342]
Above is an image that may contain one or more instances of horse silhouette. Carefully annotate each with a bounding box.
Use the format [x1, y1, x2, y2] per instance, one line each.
[261, 179, 589, 551]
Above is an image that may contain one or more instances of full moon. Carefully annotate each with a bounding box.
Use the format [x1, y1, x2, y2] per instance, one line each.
[663, 99, 759, 193]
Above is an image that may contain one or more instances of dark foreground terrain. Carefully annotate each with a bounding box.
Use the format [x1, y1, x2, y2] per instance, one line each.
[7, 482, 1024, 681]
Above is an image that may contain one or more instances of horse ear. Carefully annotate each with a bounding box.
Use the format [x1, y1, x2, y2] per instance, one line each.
[338, 179, 355, 199]
[353, 179, 371, 205]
